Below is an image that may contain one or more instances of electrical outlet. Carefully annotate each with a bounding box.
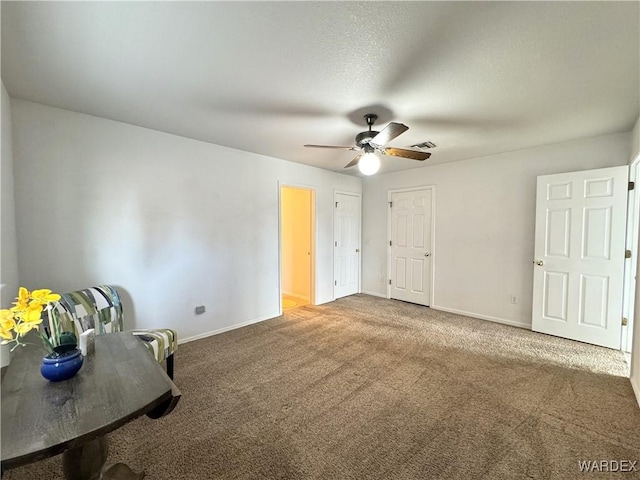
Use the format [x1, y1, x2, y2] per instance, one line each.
[510, 295, 518, 304]
[378, 274, 386, 283]
[195, 305, 206, 315]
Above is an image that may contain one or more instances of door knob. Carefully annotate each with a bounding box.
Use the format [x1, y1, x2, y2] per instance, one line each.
[424, 252, 430, 257]
[534, 260, 544, 266]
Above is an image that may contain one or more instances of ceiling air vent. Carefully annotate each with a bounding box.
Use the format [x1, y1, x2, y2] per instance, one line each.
[410, 141, 437, 150]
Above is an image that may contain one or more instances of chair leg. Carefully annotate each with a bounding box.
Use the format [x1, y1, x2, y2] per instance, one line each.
[166, 353, 174, 380]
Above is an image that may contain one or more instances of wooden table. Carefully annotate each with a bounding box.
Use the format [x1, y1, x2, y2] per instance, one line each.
[1, 332, 180, 479]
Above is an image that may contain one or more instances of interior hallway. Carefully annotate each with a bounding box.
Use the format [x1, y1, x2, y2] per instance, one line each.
[282, 294, 309, 310]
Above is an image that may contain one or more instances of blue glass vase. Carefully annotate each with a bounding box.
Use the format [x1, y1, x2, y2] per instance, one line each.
[40, 348, 83, 382]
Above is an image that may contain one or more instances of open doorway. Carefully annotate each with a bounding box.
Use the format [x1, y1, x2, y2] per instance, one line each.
[280, 186, 315, 311]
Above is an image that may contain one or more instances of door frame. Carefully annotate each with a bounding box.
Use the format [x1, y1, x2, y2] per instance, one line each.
[387, 186, 436, 304]
[623, 155, 640, 352]
[278, 183, 316, 314]
[333, 190, 362, 299]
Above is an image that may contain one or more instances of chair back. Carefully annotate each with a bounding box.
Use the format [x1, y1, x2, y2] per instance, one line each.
[54, 285, 124, 336]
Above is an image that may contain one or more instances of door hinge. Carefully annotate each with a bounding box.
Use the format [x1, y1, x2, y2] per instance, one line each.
[335, 241, 337, 247]
[389, 240, 392, 246]
[629, 181, 635, 191]
[622, 317, 628, 326]
[335, 201, 338, 208]
[389, 279, 392, 285]
[389, 201, 393, 208]
[335, 280, 337, 286]
[625, 249, 632, 259]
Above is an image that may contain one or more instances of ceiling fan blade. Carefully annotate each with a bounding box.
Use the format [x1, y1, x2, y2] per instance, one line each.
[304, 144, 359, 150]
[383, 147, 431, 161]
[370, 122, 409, 146]
[344, 153, 363, 169]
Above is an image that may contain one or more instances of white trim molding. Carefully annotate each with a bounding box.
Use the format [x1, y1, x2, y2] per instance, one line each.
[283, 291, 311, 302]
[431, 304, 531, 330]
[178, 312, 278, 345]
[361, 290, 388, 299]
[632, 376, 640, 408]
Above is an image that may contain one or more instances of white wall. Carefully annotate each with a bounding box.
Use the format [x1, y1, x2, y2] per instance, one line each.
[629, 115, 640, 407]
[362, 133, 631, 328]
[11, 100, 361, 342]
[631, 116, 640, 162]
[1, 82, 19, 306]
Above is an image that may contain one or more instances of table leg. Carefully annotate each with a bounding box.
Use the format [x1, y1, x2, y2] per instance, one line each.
[100, 463, 145, 479]
[62, 436, 108, 480]
[61, 436, 145, 480]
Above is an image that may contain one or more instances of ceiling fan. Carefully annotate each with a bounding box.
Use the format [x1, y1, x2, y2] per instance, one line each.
[304, 114, 431, 175]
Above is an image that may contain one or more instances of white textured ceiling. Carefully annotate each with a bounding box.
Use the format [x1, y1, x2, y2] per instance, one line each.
[2, 1, 639, 175]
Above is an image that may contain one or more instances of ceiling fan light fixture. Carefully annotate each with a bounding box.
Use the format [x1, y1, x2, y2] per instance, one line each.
[305, 112, 430, 171]
[358, 152, 380, 175]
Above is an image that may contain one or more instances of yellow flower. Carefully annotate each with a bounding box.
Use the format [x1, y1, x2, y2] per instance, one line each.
[15, 304, 43, 323]
[0, 310, 16, 341]
[3, 286, 61, 351]
[31, 289, 61, 305]
[13, 287, 30, 309]
[0, 309, 16, 330]
[0, 328, 13, 340]
[15, 322, 36, 336]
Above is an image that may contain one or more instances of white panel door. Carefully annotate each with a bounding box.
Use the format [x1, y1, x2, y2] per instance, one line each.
[532, 166, 629, 349]
[334, 192, 361, 299]
[390, 189, 432, 306]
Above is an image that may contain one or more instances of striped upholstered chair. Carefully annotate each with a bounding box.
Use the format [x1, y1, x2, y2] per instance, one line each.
[53, 285, 177, 379]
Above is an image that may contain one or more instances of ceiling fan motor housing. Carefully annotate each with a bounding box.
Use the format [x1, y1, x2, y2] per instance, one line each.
[356, 130, 379, 146]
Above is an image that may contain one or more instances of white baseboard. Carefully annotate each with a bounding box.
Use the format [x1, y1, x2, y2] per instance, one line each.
[178, 302, 530, 346]
[178, 312, 278, 345]
[632, 375, 640, 409]
[431, 304, 531, 330]
[282, 291, 310, 302]
[361, 290, 388, 299]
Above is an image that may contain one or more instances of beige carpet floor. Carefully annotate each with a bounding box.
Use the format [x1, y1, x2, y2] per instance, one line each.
[4, 294, 640, 479]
